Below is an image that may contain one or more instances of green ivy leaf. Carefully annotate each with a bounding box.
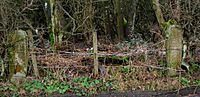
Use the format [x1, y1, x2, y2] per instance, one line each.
[94, 79, 100, 84]
[194, 80, 200, 85]
[59, 86, 68, 94]
[9, 85, 17, 91]
[123, 17, 128, 25]
[181, 77, 190, 86]
[0, 86, 8, 91]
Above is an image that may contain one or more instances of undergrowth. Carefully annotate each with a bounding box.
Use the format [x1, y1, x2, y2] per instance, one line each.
[0, 66, 200, 97]
[0, 76, 113, 97]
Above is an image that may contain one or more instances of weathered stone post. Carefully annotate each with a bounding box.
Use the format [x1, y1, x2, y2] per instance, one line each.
[8, 30, 28, 84]
[165, 25, 183, 76]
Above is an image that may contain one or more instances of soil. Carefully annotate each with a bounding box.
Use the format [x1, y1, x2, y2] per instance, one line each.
[96, 89, 200, 97]
[48, 86, 200, 97]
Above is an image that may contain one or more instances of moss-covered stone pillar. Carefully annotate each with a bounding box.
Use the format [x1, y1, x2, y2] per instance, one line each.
[7, 30, 28, 83]
[165, 25, 183, 76]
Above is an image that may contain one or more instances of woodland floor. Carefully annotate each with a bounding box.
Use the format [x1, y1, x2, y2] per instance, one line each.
[1, 42, 200, 96]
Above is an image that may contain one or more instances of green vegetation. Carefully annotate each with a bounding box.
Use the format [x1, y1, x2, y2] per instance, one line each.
[188, 63, 200, 74]
[194, 80, 200, 85]
[181, 77, 200, 86]
[0, 77, 111, 96]
[180, 77, 190, 86]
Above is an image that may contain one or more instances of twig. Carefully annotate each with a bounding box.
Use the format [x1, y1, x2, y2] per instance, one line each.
[57, 2, 76, 32]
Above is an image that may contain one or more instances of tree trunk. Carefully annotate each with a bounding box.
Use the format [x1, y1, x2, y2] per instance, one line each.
[48, 0, 61, 51]
[129, 0, 138, 38]
[131, 1, 138, 34]
[152, 0, 165, 28]
[114, 0, 124, 41]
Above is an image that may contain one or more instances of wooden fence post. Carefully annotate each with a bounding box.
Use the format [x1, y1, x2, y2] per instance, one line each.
[27, 30, 39, 77]
[93, 30, 99, 76]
